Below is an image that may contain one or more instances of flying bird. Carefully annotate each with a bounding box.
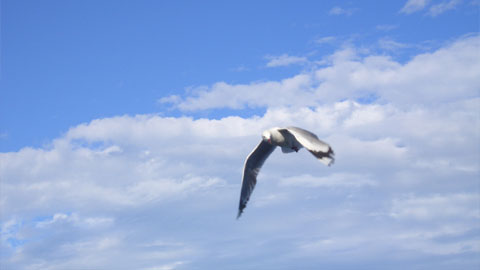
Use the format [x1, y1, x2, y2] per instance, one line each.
[237, 127, 334, 218]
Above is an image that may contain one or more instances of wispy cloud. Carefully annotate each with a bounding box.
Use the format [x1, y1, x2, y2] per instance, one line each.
[400, 0, 462, 16]
[315, 36, 337, 45]
[376, 24, 398, 31]
[428, 0, 462, 16]
[378, 37, 411, 51]
[230, 65, 249, 72]
[329, 6, 357, 16]
[265, 54, 308, 67]
[400, 0, 431, 14]
[35, 213, 114, 228]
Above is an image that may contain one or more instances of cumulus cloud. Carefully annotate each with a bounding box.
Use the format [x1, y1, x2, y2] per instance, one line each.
[159, 74, 317, 110]
[1, 35, 479, 269]
[3, 100, 477, 267]
[161, 35, 480, 111]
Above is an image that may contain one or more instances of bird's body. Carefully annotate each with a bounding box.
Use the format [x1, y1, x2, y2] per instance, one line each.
[264, 127, 300, 153]
[237, 126, 334, 218]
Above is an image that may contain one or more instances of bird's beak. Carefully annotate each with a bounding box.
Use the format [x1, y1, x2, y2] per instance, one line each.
[267, 139, 271, 144]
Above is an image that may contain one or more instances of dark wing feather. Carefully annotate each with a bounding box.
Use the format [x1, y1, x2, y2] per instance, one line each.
[237, 140, 276, 218]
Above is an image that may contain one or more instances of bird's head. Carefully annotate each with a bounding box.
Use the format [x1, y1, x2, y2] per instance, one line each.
[262, 130, 272, 144]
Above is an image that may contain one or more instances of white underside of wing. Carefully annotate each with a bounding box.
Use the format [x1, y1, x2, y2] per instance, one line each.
[238, 140, 276, 218]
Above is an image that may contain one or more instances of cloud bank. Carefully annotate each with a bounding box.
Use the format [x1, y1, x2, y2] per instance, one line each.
[1, 35, 479, 269]
[161, 35, 480, 111]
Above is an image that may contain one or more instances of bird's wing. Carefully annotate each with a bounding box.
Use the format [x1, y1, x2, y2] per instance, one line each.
[238, 140, 276, 218]
[284, 126, 335, 166]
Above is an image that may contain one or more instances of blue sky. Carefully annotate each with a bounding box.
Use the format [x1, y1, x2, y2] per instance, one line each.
[1, 1, 479, 269]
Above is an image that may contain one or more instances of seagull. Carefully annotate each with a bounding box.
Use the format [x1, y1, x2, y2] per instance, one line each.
[237, 126, 334, 219]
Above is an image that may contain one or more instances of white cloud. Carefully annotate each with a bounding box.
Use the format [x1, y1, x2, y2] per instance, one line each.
[252, 193, 289, 207]
[280, 173, 377, 188]
[315, 36, 336, 45]
[35, 213, 114, 229]
[400, 0, 463, 15]
[390, 193, 480, 220]
[378, 37, 411, 51]
[428, 0, 462, 16]
[161, 35, 480, 111]
[159, 74, 317, 111]
[329, 6, 356, 16]
[158, 95, 181, 105]
[376, 24, 398, 31]
[144, 261, 186, 270]
[1, 35, 479, 269]
[265, 54, 308, 67]
[401, 0, 431, 14]
[342, 103, 388, 128]
[298, 221, 480, 258]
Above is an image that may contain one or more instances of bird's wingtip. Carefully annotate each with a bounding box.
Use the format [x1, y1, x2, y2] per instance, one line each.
[236, 210, 243, 219]
[318, 156, 334, 166]
[328, 157, 335, 166]
[237, 203, 246, 219]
